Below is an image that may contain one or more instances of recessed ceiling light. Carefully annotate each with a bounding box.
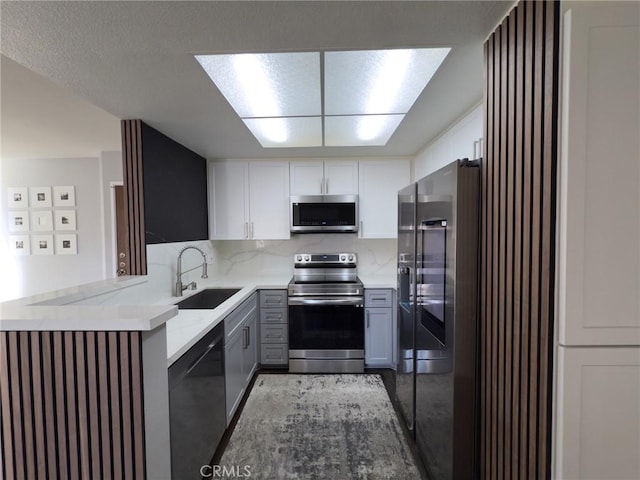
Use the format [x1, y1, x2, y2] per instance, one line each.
[195, 47, 450, 148]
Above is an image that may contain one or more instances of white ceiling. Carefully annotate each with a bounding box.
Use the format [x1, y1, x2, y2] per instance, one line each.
[0, 1, 514, 160]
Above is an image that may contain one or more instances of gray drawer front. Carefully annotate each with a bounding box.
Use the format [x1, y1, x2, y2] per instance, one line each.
[260, 344, 288, 365]
[259, 290, 287, 308]
[260, 324, 288, 344]
[224, 293, 257, 339]
[365, 289, 393, 307]
[260, 309, 287, 324]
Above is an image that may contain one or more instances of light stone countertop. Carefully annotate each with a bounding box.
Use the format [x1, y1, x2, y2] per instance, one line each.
[0, 272, 396, 367]
[0, 276, 178, 332]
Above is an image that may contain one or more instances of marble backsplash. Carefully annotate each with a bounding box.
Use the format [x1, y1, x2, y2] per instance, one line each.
[146, 235, 397, 293]
[212, 235, 397, 277]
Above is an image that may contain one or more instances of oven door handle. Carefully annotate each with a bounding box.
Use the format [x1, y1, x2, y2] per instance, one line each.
[288, 297, 364, 307]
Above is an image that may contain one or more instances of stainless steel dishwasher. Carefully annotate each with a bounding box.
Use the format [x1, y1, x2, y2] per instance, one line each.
[169, 322, 225, 479]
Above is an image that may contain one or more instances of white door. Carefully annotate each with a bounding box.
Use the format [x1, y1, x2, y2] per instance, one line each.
[249, 161, 290, 239]
[289, 160, 324, 195]
[359, 159, 411, 238]
[209, 161, 249, 240]
[324, 160, 359, 194]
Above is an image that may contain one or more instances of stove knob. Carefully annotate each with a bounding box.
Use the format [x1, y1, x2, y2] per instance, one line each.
[348, 255, 354, 261]
[340, 255, 346, 261]
[304, 255, 310, 262]
[296, 255, 302, 262]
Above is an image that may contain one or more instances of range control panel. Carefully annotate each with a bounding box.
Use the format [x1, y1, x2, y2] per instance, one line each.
[293, 253, 357, 266]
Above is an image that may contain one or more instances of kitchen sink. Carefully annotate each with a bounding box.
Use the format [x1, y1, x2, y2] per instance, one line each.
[175, 288, 241, 310]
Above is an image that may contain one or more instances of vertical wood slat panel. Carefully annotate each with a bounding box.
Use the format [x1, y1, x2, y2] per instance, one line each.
[480, 39, 490, 480]
[481, 1, 559, 479]
[0, 331, 145, 479]
[121, 119, 147, 275]
[539, 2, 560, 475]
[505, 10, 517, 479]
[0, 332, 15, 479]
[483, 32, 496, 480]
[498, 19, 508, 480]
[131, 333, 146, 479]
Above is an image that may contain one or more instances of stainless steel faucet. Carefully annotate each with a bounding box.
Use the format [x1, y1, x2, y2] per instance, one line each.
[175, 246, 209, 296]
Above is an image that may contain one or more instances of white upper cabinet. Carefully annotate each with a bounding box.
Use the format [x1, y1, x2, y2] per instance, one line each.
[323, 160, 359, 194]
[209, 160, 290, 240]
[209, 161, 249, 240]
[290, 159, 358, 195]
[248, 161, 290, 240]
[358, 159, 411, 238]
[558, 4, 640, 346]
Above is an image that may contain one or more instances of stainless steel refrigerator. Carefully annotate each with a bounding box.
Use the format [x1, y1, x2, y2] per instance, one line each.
[396, 159, 480, 480]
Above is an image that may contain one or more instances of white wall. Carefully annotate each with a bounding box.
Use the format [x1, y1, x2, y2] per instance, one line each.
[0, 153, 122, 300]
[413, 103, 483, 181]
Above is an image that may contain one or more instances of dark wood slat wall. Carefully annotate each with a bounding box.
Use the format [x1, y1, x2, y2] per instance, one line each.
[0, 331, 146, 479]
[480, 1, 559, 479]
[121, 119, 147, 275]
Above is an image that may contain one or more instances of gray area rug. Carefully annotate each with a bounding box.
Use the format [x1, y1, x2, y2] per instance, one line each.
[219, 374, 421, 479]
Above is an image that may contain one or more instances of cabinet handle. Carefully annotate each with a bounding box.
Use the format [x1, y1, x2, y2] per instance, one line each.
[372, 297, 386, 301]
[247, 325, 251, 347]
[360, 220, 363, 238]
[244, 222, 248, 239]
[366, 310, 370, 328]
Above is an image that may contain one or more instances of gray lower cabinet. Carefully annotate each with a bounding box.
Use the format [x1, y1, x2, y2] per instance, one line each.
[259, 290, 288, 367]
[365, 289, 395, 367]
[224, 293, 258, 425]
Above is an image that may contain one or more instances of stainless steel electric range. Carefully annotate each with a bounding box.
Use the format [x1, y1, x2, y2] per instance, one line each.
[288, 253, 365, 373]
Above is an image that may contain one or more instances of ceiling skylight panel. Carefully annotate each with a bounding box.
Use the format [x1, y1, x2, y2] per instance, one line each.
[324, 48, 451, 116]
[324, 115, 404, 146]
[243, 117, 322, 148]
[195, 52, 321, 118]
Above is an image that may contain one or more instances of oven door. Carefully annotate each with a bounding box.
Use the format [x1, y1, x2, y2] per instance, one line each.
[288, 296, 364, 373]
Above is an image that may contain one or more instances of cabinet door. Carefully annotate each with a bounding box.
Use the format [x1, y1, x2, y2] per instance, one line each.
[558, 4, 640, 346]
[359, 159, 411, 238]
[248, 161, 290, 240]
[290, 160, 324, 195]
[243, 312, 258, 384]
[365, 308, 393, 367]
[209, 161, 249, 240]
[324, 160, 359, 194]
[555, 346, 640, 480]
[224, 330, 245, 424]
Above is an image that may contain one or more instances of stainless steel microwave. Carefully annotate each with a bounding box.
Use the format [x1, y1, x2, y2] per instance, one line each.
[290, 195, 358, 233]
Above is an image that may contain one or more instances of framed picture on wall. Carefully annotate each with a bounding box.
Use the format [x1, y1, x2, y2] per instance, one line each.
[8, 211, 29, 233]
[30, 210, 54, 231]
[55, 234, 78, 255]
[9, 235, 30, 255]
[29, 186, 52, 208]
[7, 187, 28, 208]
[53, 186, 76, 207]
[32, 235, 54, 255]
[54, 210, 76, 231]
